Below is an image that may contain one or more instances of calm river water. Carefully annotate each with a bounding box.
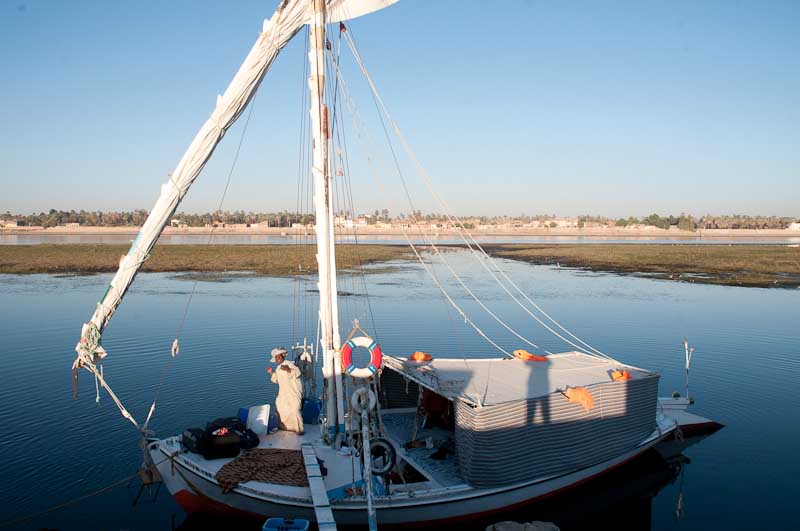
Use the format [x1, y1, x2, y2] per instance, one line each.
[0, 252, 797, 530]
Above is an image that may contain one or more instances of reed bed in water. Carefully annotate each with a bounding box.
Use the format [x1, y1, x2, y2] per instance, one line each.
[2, 243, 798, 288]
[481, 244, 800, 288]
[0, 244, 412, 276]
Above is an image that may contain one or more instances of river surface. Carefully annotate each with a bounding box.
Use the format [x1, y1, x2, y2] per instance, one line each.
[0, 251, 797, 530]
[3, 233, 800, 245]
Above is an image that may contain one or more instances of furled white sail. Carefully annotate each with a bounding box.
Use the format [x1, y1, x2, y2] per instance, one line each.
[73, 0, 401, 371]
[73, 0, 310, 367]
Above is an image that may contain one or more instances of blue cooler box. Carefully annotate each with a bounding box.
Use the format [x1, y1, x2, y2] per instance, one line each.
[263, 518, 310, 531]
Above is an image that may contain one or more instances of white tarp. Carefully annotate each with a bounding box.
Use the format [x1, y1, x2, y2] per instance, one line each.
[382, 352, 652, 406]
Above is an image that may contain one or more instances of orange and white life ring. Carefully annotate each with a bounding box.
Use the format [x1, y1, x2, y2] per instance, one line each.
[341, 336, 382, 378]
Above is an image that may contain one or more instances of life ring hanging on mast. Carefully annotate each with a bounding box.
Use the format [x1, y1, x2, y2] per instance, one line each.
[341, 335, 383, 378]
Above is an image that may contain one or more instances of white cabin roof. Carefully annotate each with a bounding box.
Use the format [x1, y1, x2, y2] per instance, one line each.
[383, 351, 653, 407]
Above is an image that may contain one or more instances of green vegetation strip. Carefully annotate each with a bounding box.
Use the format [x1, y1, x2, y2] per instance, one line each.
[482, 244, 800, 288]
[2, 243, 798, 288]
[0, 244, 411, 276]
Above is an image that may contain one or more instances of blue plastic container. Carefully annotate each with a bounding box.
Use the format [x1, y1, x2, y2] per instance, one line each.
[238, 407, 249, 424]
[301, 398, 322, 425]
[262, 517, 310, 531]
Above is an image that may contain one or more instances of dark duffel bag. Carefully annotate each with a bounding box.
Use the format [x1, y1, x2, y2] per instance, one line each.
[202, 431, 241, 460]
[181, 428, 207, 454]
[206, 416, 245, 433]
[236, 428, 259, 450]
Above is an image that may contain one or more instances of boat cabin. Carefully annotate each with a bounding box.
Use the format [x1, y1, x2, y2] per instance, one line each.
[378, 352, 660, 487]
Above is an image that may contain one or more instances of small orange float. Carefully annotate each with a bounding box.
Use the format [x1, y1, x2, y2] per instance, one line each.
[409, 351, 432, 362]
[513, 349, 548, 362]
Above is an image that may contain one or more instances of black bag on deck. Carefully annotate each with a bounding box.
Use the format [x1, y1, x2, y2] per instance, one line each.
[181, 428, 207, 454]
[202, 431, 242, 460]
[236, 428, 259, 450]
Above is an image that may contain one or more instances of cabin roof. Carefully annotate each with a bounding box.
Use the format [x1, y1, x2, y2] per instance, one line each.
[382, 351, 654, 407]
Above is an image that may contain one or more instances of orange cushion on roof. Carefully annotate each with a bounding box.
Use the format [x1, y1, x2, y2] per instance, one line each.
[513, 349, 547, 362]
[611, 370, 632, 381]
[409, 351, 432, 362]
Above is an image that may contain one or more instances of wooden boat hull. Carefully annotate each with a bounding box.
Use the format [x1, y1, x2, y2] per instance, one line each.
[150, 420, 674, 526]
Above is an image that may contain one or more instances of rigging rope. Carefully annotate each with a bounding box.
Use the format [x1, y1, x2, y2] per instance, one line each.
[0, 453, 173, 529]
[84, 91, 261, 438]
[339, 28, 615, 361]
[139, 93, 261, 436]
[324, 53, 513, 358]
[332, 38, 379, 339]
[293, 25, 311, 346]
[327, 46, 518, 358]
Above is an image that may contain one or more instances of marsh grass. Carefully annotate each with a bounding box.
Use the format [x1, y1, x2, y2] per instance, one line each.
[482, 244, 800, 288]
[3, 243, 798, 288]
[0, 244, 412, 276]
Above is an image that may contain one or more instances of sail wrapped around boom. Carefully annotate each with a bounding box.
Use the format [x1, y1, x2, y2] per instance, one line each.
[74, 0, 307, 368]
[73, 0, 401, 370]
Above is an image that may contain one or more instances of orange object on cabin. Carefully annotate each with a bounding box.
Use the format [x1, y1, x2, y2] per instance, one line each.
[564, 387, 595, 412]
[611, 370, 632, 381]
[409, 351, 433, 362]
[513, 349, 548, 362]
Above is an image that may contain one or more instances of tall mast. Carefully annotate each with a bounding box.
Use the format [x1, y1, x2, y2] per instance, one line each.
[309, 0, 343, 442]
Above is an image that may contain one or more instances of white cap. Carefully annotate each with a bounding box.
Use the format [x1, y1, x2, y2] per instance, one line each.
[270, 347, 288, 363]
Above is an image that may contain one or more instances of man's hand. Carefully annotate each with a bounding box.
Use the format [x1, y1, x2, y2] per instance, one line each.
[280, 365, 291, 373]
[266, 366, 273, 374]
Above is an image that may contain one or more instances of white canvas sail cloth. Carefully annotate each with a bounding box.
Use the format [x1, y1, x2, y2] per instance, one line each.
[73, 0, 399, 374]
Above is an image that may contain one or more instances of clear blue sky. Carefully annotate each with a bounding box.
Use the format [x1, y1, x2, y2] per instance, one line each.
[2, 0, 798, 218]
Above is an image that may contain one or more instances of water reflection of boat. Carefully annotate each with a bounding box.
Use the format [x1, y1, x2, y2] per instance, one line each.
[70, 0, 722, 527]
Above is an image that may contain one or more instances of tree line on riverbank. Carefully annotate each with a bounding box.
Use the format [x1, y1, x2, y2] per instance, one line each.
[2, 209, 796, 230]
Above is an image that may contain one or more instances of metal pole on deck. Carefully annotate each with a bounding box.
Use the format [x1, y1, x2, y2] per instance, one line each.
[360, 405, 378, 531]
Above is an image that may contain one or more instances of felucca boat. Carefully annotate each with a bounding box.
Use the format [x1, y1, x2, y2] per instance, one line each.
[72, 1, 721, 527]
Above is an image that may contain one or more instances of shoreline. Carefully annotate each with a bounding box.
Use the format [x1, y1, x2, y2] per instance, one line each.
[2, 226, 799, 238]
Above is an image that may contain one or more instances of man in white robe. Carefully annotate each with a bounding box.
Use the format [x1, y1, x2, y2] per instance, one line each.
[267, 347, 304, 434]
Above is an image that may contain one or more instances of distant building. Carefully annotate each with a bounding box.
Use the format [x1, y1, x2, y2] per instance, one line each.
[550, 218, 578, 228]
[334, 216, 354, 229]
[0, 220, 18, 228]
[789, 222, 800, 231]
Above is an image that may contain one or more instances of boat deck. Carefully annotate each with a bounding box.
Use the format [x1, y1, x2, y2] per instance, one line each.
[381, 412, 464, 487]
[158, 429, 359, 501]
